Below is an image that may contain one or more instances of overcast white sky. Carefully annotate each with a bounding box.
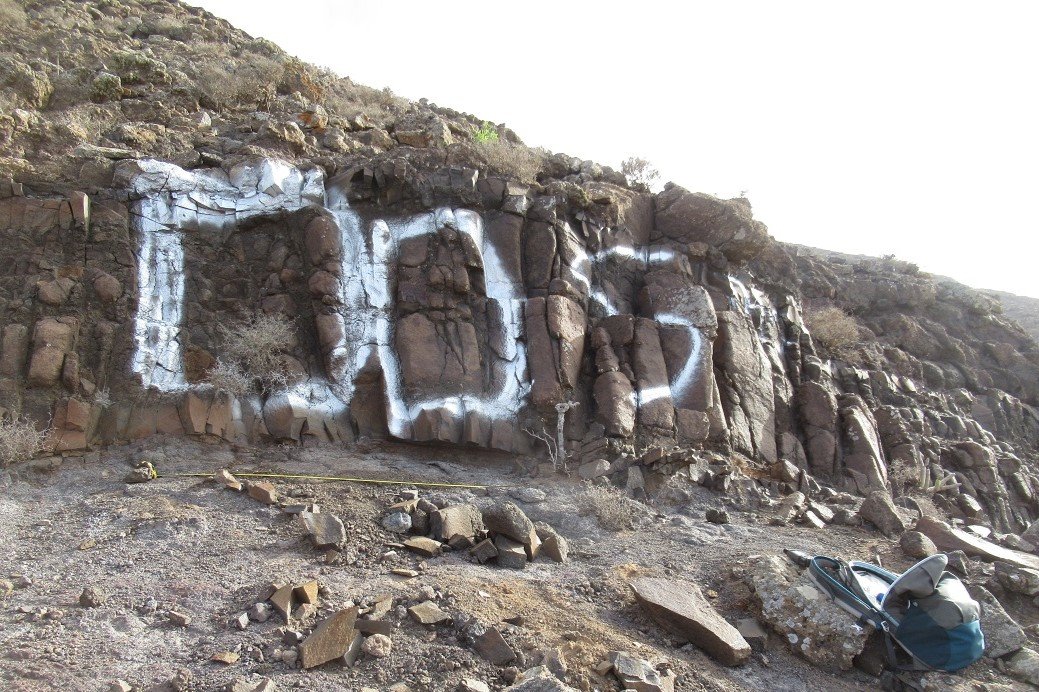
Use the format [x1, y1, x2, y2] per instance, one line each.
[190, 0, 1039, 297]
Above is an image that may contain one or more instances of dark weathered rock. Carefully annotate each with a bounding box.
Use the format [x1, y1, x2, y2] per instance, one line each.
[474, 627, 515, 665]
[654, 186, 770, 261]
[857, 491, 905, 538]
[483, 502, 540, 557]
[899, 531, 938, 559]
[917, 516, 1039, 570]
[430, 504, 485, 543]
[631, 577, 750, 666]
[966, 585, 1026, 658]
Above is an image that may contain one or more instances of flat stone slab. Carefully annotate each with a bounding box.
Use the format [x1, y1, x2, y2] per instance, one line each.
[299, 606, 358, 669]
[916, 516, 1039, 571]
[631, 577, 750, 666]
[408, 600, 451, 625]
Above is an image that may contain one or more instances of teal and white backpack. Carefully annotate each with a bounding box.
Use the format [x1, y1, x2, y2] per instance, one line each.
[808, 553, 984, 672]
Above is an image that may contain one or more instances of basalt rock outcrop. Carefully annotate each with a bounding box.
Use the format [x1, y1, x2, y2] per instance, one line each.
[2, 0, 1038, 537]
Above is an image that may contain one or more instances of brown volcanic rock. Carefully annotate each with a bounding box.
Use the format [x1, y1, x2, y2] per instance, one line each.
[654, 185, 771, 261]
[631, 577, 751, 666]
[299, 607, 359, 669]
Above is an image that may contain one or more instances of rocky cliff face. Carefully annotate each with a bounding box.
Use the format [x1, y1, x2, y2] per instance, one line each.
[2, 0, 1038, 536]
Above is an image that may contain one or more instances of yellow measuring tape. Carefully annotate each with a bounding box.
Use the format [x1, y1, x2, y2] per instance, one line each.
[160, 470, 491, 490]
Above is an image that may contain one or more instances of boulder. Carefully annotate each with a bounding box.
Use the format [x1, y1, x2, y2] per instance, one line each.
[630, 577, 750, 665]
[653, 186, 770, 262]
[857, 491, 905, 538]
[966, 585, 1026, 658]
[483, 502, 540, 556]
[899, 531, 938, 559]
[916, 516, 1039, 570]
[1004, 648, 1039, 687]
[741, 554, 869, 670]
[430, 504, 485, 543]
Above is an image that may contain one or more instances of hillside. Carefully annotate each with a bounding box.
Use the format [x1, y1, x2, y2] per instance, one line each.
[2, 1, 1039, 691]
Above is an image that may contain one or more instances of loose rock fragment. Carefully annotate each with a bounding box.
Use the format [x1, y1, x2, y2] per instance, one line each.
[361, 633, 393, 658]
[630, 577, 750, 666]
[899, 531, 937, 559]
[382, 511, 412, 534]
[494, 535, 528, 569]
[294, 581, 320, 605]
[403, 536, 443, 557]
[474, 627, 516, 665]
[214, 468, 242, 491]
[534, 523, 569, 563]
[857, 491, 905, 538]
[610, 652, 675, 692]
[431, 504, 486, 542]
[472, 538, 499, 564]
[79, 586, 106, 608]
[168, 610, 191, 627]
[408, 600, 451, 625]
[247, 481, 278, 504]
[211, 651, 240, 664]
[300, 511, 346, 549]
[299, 607, 359, 669]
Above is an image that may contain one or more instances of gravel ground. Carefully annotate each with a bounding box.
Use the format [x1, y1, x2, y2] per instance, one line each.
[0, 438, 1019, 691]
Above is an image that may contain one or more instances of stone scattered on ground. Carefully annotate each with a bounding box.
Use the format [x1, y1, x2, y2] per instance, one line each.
[917, 516, 1039, 570]
[857, 491, 905, 538]
[1002, 647, 1039, 686]
[300, 511, 347, 549]
[214, 468, 243, 491]
[247, 481, 278, 504]
[78, 586, 105, 608]
[299, 607, 360, 669]
[408, 600, 451, 625]
[966, 585, 1027, 658]
[630, 577, 751, 666]
[474, 627, 516, 665]
[361, 633, 393, 658]
[403, 536, 443, 557]
[609, 651, 676, 692]
[899, 530, 938, 559]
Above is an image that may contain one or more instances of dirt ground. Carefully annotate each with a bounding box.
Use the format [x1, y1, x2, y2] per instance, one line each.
[0, 438, 1027, 691]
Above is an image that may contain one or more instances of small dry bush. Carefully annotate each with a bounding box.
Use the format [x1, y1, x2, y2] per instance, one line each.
[579, 483, 637, 531]
[806, 306, 859, 357]
[212, 312, 294, 394]
[472, 140, 545, 183]
[206, 359, 252, 399]
[0, 415, 48, 467]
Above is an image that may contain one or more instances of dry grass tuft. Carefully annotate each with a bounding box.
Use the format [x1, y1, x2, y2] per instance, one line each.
[806, 306, 859, 357]
[211, 312, 295, 394]
[579, 483, 638, 531]
[0, 415, 48, 467]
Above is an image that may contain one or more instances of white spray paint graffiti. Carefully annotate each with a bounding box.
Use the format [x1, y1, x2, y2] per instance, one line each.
[324, 185, 528, 436]
[727, 274, 786, 373]
[127, 158, 324, 390]
[570, 238, 704, 404]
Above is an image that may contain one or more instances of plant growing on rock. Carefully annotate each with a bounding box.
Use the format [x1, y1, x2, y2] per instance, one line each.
[579, 483, 638, 531]
[471, 138, 545, 184]
[805, 306, 860, 358]
[0, 414, 48, 467]
[472, 121, 499, 143]
[208, 312, 296, 396]
[621, 156, 660, 191]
